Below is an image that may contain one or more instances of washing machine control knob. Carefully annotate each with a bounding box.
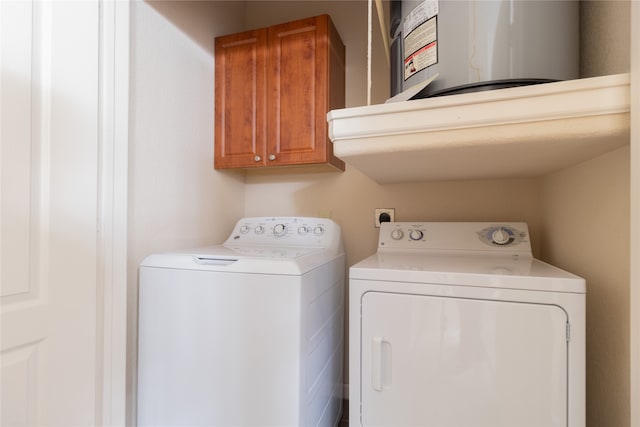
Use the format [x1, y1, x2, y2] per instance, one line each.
[409, 229, 424, 241]
[254, 225, 265, 234]
[391, 229, 404, 240]
[240, 225, 250, 234]
[297, 226, 308, 235]
[314, 226, 324, 236]
[273, 224, 287, 236]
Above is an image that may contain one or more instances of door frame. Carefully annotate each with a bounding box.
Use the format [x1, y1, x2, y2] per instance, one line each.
[96, 1, 129, 425]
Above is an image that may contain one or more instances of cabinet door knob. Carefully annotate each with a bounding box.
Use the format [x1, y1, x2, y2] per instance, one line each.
[268, 154, 276, 161]
[254, 155, 261, 162]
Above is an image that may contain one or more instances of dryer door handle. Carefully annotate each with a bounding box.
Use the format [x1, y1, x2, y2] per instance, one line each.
[372, 336, 391, 391]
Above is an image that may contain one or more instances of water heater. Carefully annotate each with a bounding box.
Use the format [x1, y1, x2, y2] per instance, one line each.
[390, 0, 580, 98]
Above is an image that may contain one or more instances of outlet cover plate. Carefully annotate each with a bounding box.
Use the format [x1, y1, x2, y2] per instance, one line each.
[375, 208, 395, 227]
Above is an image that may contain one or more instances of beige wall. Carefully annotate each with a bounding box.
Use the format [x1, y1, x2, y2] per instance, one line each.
[630, 4, 640, 425]
[544, 2, 631, 425]
[581, 0, 630, 78]
[127, 2, 246, 423]
[542, 146, 630, 427]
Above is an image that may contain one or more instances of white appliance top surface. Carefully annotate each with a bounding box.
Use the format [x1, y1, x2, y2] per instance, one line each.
[350, 222, 585, 293]
[140, 217, 344, 275]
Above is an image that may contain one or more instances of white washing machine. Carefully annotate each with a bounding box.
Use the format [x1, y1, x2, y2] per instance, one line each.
[137, 217, 345, 427]
[349, 222, 585, 427]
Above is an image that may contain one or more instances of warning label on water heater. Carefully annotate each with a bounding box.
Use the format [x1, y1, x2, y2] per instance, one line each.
[403, 0, 438, 81]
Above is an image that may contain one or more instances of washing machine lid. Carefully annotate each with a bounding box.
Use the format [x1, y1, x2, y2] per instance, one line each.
[140, 244, 342, 275]
[349, 251, 585, 294]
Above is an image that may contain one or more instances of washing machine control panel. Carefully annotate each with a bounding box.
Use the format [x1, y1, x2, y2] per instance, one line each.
[225, 216, 340, 249]
[379, 222, 531, 254]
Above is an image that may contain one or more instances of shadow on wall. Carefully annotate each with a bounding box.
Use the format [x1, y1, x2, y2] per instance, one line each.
[146, 0, 246, 53]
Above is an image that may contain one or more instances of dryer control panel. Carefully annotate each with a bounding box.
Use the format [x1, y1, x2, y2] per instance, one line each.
[378, 222, 531, 255]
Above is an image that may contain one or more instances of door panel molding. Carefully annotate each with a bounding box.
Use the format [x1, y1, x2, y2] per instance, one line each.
[1, 1, 128, 425]
[1, 341, 41, 427]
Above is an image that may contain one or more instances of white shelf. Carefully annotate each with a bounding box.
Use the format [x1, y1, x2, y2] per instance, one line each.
[327, 74, 630, 183]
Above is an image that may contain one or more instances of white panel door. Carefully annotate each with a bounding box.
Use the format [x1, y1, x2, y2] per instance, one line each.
[1, 1, 101, 425]
[361, 292, 568, 427]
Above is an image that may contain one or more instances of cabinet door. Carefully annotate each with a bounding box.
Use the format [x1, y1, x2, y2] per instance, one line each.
[266, 15, 344, 169]
[215, 29, 267, 168]
[360, 292, 569, 427]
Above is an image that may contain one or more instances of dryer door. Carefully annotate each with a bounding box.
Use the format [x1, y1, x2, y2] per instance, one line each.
[360, 292, 568, 427]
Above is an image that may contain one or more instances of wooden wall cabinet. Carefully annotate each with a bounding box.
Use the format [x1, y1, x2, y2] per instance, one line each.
[214, 15, 345, 171]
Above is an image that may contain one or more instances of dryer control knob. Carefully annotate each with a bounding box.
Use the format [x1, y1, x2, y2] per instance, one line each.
[409, 229, 424, 241]
[254, 225, 265, 234]
[297, 226, 308, 235]
[273, 224, 287, 236]
[239, 225, 250, 234]
[314, 226, 324, 236]
[391, 229, 404, 240]
[491, 228, 512, 245]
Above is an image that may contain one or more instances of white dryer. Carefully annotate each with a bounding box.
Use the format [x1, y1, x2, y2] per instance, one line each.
[137, 217, 345, 427]
[349, 222, 585, 427]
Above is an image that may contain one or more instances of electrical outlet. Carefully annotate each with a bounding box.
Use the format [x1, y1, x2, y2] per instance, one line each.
[374, 208, 395, 227]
